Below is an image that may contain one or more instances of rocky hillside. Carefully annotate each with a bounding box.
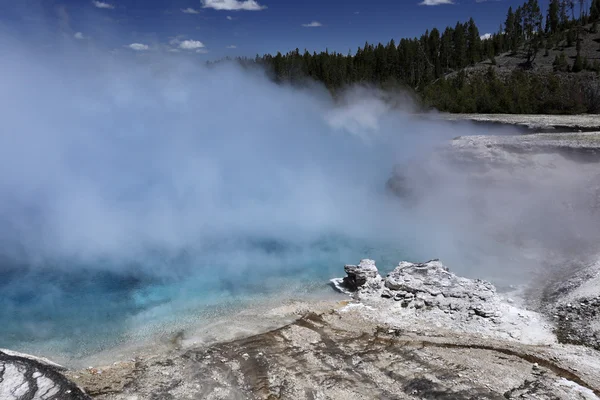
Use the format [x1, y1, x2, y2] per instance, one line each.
[423, 24, 600, 114]
[460, 23, 600, 77]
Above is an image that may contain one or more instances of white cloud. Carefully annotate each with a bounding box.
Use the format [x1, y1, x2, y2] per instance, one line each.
[179, 40, 205, 50]
[201, 0, 266, 11]
[74, 32, 85, 40]
[226, 15, 233, 20]
[196, 49, 209, 54]
[226, 45, 237, 48]
[418, 0, 453, 5]
[480, 33, 492, 40]
[128, 43, 149, 51]
[92, 1, 114, 9]
[302, 21, 322, 28]
[181, 8, 200, 14]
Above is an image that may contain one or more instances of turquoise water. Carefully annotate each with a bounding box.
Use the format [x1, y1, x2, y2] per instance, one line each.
[0, 235, 408, 360]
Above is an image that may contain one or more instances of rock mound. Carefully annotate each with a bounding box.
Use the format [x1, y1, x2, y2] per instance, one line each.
[334, 259, 554, 344]
[382, 260, 500, 318]
[342, 259, 380, 291]
[0, 349, 89, 400]
[337, 259, 500, 318]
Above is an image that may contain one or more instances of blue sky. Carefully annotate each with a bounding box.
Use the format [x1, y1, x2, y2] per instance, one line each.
[2, 0, 533, 59]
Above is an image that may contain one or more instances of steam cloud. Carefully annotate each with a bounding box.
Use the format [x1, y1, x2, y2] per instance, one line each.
[0, 38, 466, 277]
[2, 15, 599, 357]
[2, 36, 597, 281]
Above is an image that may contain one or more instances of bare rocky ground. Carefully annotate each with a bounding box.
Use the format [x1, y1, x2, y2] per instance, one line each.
[445, 22, 600, 89]
[435, 114, 600, 132]
[533, 260, 600, 351]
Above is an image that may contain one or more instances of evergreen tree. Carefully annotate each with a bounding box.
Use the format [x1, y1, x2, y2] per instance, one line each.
[567, 28, 576, 46]
[568, 0, 576, 20]
[559, 0, 569, 29]
[214, 0, 600, 115]
[505, 7, 517, 52]
[514, 6, 525, 50]
[523, 0, 543, 66]
[453, 22, 468, 68]
[548, 0, 560, 33]
[573, 54, 584, 72]
[440, 27, 454, 70]
[494, 24, 505, 53]
[385, 39, 399, 79]
[553, 51, 569, 71]
[428, 29, 443, 78]
[592, 0, 600, 20]
[466, 18, 482, 64]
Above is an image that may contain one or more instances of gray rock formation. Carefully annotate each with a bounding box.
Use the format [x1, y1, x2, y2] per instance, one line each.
[337, 259, 386, 298]
[0, 349, 89, 400]
[342, 259, 380, 291]
[384, 260, 497, 310]
[534, 260, 600, 351]
[337, 259, 505, 321]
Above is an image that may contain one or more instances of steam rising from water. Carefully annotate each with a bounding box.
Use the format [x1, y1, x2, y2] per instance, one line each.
[0, 36, 469, 355]
[0, 41, 467, 272]
[2, 30, 598, 358]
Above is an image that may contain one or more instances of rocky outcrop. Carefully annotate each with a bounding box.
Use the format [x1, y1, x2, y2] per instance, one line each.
[337, 259, 501, 318]
[0, 349, 89, 400]
[341, 259, 380, 291]
[334, 259, 555, 345]
[383, 260, 500, 317]
[535, 260, 600, 351]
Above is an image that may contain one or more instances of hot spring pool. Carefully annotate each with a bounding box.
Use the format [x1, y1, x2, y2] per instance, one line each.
[0, 236, 411, 364]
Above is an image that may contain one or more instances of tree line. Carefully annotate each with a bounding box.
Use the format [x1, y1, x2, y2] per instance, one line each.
[210, 0, 600, 114]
